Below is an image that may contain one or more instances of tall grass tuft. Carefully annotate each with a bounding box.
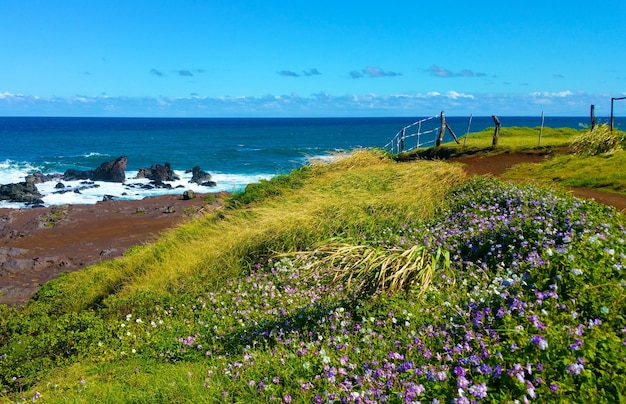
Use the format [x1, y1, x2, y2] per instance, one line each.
[293, 242, 450, 298]
[571, 123, 623, 155]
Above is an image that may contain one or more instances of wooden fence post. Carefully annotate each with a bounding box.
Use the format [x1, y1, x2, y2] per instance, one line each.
[539, 111, 545, 146]
[400, 128, 406, 152]
[436, 111, 446, 146]
[436, 111, 460, 146]
[492, 115, 501, 146]
[463, 113, 473, 148]
[590, 104, 596, 130]
[445, 121, 460, 144]
[610, 97, 626, 133]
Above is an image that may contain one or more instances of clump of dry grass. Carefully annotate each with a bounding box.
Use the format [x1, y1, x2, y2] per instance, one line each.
[293, 242, 450, 298]
[571, 124, 623, 155]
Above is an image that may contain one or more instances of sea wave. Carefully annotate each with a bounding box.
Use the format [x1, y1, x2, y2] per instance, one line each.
[0, 166, 274, 209]
[0, 159, 44, 184]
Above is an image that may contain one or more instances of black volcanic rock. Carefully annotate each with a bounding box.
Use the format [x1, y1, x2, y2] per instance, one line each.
[187, 166, 213, 185]
[136, 162, 179, 182]
[92, 156, 128, 182]
[63, 156, 128, 183]
[0, 182, 44, 204]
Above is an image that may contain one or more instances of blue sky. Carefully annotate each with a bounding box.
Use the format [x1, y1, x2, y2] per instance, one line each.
[1, 0, 625, 117]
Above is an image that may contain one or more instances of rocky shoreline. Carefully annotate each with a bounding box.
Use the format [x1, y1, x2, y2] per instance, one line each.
[0, 156, 217, 206]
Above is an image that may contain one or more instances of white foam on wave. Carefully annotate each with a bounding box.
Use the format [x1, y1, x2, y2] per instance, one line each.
[0, 160, 42, 184]
[1, 168, 274, 209]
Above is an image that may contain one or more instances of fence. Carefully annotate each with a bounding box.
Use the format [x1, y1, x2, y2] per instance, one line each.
[384, 114, 441, 154]
[385, 111, 461, 154]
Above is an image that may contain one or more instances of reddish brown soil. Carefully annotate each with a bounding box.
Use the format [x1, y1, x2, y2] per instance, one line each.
[1, 153, 624, 306]
[0, 193, 227, 305]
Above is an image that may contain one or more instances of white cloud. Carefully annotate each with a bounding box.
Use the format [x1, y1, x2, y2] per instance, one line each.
[0, 91, 23, 99]
[0, 90, 614, 117]
[446, 91, 474, 100]
[531, 90, 574, 98]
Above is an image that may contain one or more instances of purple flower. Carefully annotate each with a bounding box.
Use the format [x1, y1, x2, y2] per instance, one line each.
[528, 314, 546, 331]
[508, 363, 526, 383]
[457, 375, 470, 389]
[526, 381, 536, 399]
[283, 393, 292, 403]
[469, 382, 488, 399]
[388, 351, 405, 360]
[477, 364, 492, 375]
[569, 339, 583, 351]
[550, 383, 559, 392]
[493, 364, 503, 377]
[531, 335, 548, 350]
[566, 363, 584, 375]
[398, 360, 415, 373]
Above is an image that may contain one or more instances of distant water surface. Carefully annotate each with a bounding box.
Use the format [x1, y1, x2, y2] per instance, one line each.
[0, 116, 620, 208]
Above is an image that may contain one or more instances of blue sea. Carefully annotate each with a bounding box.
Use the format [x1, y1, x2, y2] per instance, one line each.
[0, 115, 619, 208]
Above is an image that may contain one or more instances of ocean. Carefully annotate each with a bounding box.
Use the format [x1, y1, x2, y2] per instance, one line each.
[0, 115, 619, 209]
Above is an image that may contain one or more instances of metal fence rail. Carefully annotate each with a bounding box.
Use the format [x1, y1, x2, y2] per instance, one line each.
[384, 114, 440, 154]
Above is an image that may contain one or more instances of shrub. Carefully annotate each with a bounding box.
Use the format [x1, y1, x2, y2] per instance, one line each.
[571, 124, 623, 155]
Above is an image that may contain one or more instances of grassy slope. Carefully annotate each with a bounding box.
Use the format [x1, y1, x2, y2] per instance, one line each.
[30, 151, 464, 315]
[503, 152, 626, 194]
[1, 133, 625, 402]
[1, 151, 467, 400]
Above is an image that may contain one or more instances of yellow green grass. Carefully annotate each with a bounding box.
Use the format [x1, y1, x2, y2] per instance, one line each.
[1, 150, 466, 402]
[33, 150, 466, 316]
[502, 125, 626, 194]
[503, 152, 626, 194]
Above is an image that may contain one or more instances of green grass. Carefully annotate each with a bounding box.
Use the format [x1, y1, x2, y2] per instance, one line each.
[397, 126, 579, 161]
[401, 125, 626, 196]
[503, 151, 626, 194]
[496, 125, 626, 194]
[1, 138, 625, 403]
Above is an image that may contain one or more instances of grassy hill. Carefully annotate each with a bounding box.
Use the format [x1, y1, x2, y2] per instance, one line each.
[1, 126, 625, 403]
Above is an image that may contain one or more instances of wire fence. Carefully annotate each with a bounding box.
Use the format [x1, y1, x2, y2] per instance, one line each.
[384, 114, 441, 154]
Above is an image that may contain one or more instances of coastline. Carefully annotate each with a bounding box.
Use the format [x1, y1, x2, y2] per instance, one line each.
[0, 191, 227, 305]
[1, 151, 624, 306]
